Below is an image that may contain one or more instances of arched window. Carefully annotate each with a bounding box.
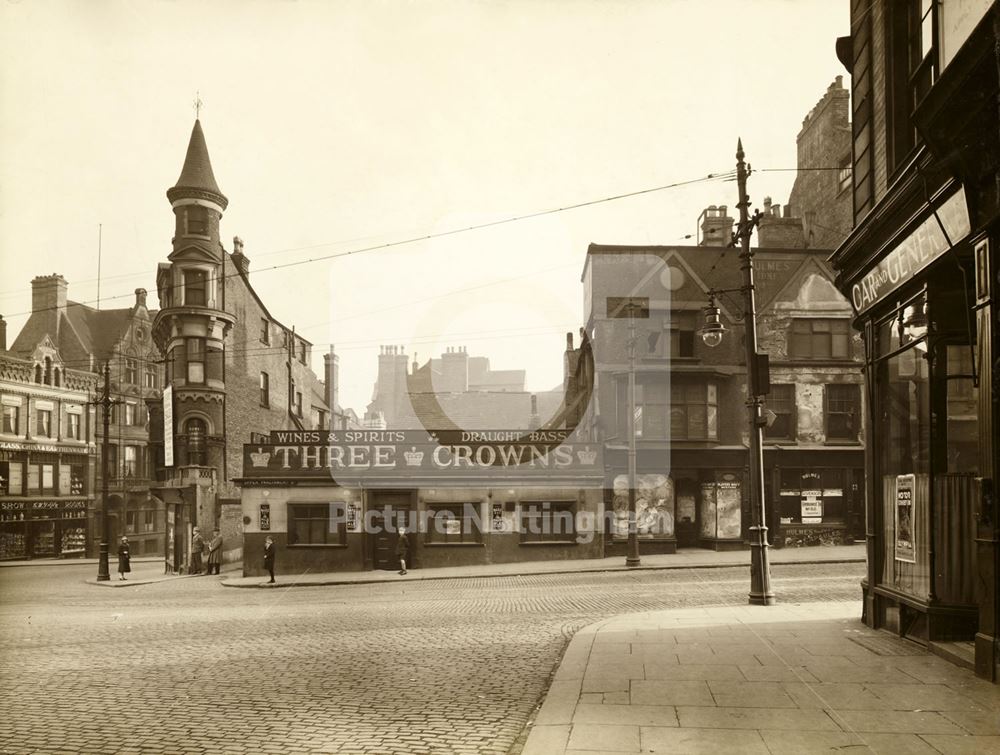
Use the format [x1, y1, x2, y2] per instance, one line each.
[53, 368, 61, 387]
[34, 364, 42, 384]
[43, 357, 52, 385]
[186, 418, 207, 466]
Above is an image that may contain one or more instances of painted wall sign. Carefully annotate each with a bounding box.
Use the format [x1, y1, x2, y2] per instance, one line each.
[851, 190, 970, 314]
[243, 429, 601, 484]
[163, 384, 174, 467]
[895, 474, 916, 563]
[0, 441, 95, 454]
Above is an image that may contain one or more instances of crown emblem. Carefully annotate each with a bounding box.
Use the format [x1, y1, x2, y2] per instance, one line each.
[576, 446, 597, 465]
[403, 446, 424, 466]
[249, 449, 271, 468]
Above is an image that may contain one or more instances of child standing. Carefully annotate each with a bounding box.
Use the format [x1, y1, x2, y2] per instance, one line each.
[395, 527, 409, 575]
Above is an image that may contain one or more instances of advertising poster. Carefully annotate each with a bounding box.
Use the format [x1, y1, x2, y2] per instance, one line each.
[259, 503, 271, 531]
[491, 502, 504, 532]
[715, 478, 742, 539]
[895, 474, 915, 563]
[699, 483, 717, 538]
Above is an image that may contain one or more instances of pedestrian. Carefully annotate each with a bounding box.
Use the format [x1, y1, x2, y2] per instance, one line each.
[190, 527, 204, 575]
[117, 536, 131, 581]
[207, 528, 223, 575]
[395, 526, 409, 575]
[263, 535, 276, 584]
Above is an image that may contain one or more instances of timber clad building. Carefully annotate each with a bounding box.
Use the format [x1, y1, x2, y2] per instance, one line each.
[831, 0, 999, 682]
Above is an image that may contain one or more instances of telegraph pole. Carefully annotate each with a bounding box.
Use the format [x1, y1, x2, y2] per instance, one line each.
[734, 139, 774, 605]
[93, 362, 121, 581]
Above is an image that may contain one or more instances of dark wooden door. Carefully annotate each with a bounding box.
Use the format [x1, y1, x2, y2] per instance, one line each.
[370, 493, 411, 570]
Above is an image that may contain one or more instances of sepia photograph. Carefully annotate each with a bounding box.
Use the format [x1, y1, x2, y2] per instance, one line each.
[1, 1, 998, 753]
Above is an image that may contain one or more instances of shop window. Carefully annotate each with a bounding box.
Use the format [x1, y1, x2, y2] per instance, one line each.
[66, 412, 81, 440]
[186, 338, 205, 384]
[826, 384, 861, 442]
[0, 461, 21, 495]
[69, 464, 86, 495]
[878, 344, 931, 478]
[426, 504, 481, 545]
[288, 503, 346, 546]
[260, 318, 270, 345]
[124, 358, 137, 385]
[2, 404, 20, 435]
[669, 383, 718, 440]
[260, 372, 270, 408]
[36, 409, 53, 438]
[183, 269, 208, 306]
[944, 344, 979, 474]
[39, 464, 55, 494]
[187, 205, 209, 235]
[764, 384, 796, 440]
[144, 366, 157, 389]
[520, 501, 576, 543]
[186, 419, 206, 466]
[789, 319, 851, 359]
[778, 468, 846, 524]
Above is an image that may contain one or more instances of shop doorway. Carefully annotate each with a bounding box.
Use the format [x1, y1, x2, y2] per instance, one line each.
[369, 492, 412, 571]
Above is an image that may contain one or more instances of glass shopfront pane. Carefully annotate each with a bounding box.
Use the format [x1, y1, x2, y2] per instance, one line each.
[945, 345, 979, 474]
[880, 347, 930, 477]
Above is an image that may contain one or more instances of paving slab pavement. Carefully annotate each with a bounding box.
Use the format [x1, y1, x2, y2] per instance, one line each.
[221, 543, 866, 588]
[521, 601, 1000, 754]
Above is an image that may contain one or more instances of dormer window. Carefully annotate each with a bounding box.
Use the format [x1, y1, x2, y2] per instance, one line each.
[43, 357, 52, 385]
[183, 269, 208, 306]
[187, 205, 209, 235]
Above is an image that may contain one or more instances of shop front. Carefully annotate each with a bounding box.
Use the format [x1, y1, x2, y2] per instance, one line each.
[236, 429, 605, 576]
[835, 182, 991, 654]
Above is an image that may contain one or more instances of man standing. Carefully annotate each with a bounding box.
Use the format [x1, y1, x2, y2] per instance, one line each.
[206, 528, 223, 575]
[190, 527, 205, 575]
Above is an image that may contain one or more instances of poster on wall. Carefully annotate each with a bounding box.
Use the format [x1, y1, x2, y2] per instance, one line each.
[895, 474, 915, 563]
[716, 477, 742, 539]
[491, 502, 505, 532]
[612, 474, 675, 538]
[259, 503, 271, 531]
[699, 483, 717, 538]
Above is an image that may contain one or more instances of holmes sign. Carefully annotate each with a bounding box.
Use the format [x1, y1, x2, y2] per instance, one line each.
[241, 429, 602, 487]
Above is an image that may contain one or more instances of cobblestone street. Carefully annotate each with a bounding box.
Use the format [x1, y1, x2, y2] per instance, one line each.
[0, 561, 864, 754]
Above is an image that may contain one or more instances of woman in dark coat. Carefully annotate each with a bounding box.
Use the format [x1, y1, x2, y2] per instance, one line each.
[117, 536, 131, 581]
[263, 536, 276, 584]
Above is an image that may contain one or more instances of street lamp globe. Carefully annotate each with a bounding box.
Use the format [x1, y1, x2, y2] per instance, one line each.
[699, 302, 726, 348]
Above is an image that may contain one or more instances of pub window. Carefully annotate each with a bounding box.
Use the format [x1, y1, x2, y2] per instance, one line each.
[764, 384, 796, 441]
[124, 358, 138, 384]
[789, 319, 851, 359]
[288, 503, 346, 546]
[183, 269, 208, 306]
[66, 412, 81, 441]
[186, 419, 206, 466]
[186, 338, 205, 384]
[2, 404, 20, 434]
[520, 501, 576, 544]
[187, 205, 209, 235]
[669, 382, 718, 440]
[426, 504, 481, 545]
[260, 372, 270, 408]
[826, 384, 861, 442]
[36, 409, 53, 437]
[144, 365, 157, 389]
[260, 318, 270, 345]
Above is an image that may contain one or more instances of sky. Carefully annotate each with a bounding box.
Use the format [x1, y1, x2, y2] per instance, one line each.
[0, 0, 849, 414]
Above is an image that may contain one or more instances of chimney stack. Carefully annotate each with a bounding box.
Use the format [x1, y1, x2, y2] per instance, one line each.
[31, 274, 68, 314]
[232, 236, 250, 275]
[0, 315, 6, 351]
[698, 206, 734, 247]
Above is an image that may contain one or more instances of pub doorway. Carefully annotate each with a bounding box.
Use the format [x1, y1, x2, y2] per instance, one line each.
[368, 491, 413, 571]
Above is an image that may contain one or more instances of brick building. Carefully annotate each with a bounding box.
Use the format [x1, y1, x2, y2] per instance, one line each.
[830, 0, 999, 682]
[0, 315, 99, 560]
[3, 279, 166, 557]
[151, 119, 335, 571]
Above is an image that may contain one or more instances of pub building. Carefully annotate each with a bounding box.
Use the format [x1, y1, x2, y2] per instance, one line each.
[236, 429, 605, 575]
[832, 1, 999, 681]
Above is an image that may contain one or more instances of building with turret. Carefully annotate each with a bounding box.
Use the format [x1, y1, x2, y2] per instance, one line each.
[152, 119, 335, 571]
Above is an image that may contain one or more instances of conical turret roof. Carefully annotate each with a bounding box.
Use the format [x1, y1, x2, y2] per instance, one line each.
[166, 119, 228, 209]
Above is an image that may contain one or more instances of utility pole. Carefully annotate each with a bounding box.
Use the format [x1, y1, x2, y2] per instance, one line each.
[626, 306, 640, 568]
[92, 362, 122, 581]
[734, 139, 775, 606]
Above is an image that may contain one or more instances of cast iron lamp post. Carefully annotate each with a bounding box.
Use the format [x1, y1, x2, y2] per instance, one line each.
[698, 139, 775, 606]
[89, 362, 122, 581]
